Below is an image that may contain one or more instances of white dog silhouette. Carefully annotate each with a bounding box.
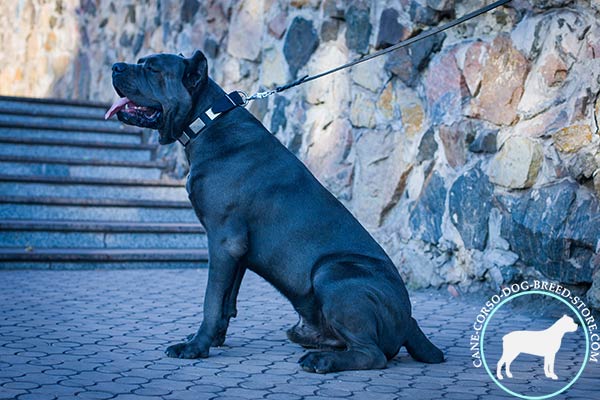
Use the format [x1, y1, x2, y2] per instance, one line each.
[496, 315, 578, 380]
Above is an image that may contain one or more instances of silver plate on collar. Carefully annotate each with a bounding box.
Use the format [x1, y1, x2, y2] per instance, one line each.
[189, 117, 206, 134]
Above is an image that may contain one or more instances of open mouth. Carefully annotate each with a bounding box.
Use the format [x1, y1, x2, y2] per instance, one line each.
[105, 96, 163, 128]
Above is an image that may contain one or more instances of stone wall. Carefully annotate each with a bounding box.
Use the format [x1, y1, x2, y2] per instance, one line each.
[2, 0, 599, 306]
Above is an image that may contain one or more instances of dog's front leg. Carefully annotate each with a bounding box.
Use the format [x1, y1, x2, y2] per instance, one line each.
[165, 232, 246, 359]
[212, 265, 246, 347]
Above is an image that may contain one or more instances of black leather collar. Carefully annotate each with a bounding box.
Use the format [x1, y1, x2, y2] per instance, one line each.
[176, 91, 246, 146]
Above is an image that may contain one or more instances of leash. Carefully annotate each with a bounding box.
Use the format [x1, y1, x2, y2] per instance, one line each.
[178, 0, 511, 146]
[243, 0, 512, 103]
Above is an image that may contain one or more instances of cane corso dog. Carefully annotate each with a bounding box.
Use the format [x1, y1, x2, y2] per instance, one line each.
[107, 50, 444, 373]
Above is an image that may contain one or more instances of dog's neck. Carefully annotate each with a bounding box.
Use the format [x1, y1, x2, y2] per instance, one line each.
[183, 78, 248, 161]
[188, 78, 227, 123]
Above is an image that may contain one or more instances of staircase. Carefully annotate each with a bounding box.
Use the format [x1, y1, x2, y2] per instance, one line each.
[0, 96, 208, 269]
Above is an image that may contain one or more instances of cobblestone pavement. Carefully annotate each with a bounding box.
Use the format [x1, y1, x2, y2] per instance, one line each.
[0, 269, 598, 400]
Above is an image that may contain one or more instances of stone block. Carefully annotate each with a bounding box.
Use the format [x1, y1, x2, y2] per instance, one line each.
[321, 19, 340, 42]
[449, 166, 494, 250]
[227, 0, 264, 61]
[283, 17, 319, 78]
[424, 48, 466, 125]
[469, 35, 529, 126]
[376, 8, 410, 50]
[488, 136, 542, 189]
[352, 129, 414, 228]
[268, 11, 287, 39]
[409, 1, 442, 26]
[270, 95, 289, 134]
[417, 128, 438, 163]
[385, 33, 445, 88]
[500, 181, 599, 284]
[352, 56, 386, 92]
[553, 125, 593, 153]
[345, 3, 372, 54]
[350, 92, 376, 128]
[261, 47, 288, 89]
[439, 124, 466, 169]
[469, 127, 498, 154]
[409, 171, 446, 244]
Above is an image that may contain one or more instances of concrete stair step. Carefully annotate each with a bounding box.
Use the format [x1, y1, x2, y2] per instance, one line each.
[0, 174, 187, 202]
[0, 219, 206, 249]
[1, 260, 207, 269]
[0, 97, 110, 120]
[0, 247, 208, 268]
[0, 137, 156, 163]
[0, 156, 166, 180]
[0, 96, 199, 270]
[0, 127, 142, 145]
[0, 195, 196, 223]
[0, 95, 110, 108]
[0, 112, 140, 134]
[0, 219, 205, 232]
[0, 174, 183, 186]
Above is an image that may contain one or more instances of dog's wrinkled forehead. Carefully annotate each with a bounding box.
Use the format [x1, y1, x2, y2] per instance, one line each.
[136, 53, 186, 73]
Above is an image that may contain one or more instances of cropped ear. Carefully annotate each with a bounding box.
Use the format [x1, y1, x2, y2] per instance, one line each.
[183, 50, 208, 92]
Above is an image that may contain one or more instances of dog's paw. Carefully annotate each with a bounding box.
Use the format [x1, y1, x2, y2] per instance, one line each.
[549, 373, 558, 380]
[211, 330, 226, 347]
[299, 351, 335, 374]
[165, 341, 208, 359]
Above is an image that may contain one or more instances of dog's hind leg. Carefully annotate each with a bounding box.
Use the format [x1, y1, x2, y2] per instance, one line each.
[287, 316, 345, 350]
[298, 269, 388, 373]
[297, 302, 387, 373]
[497, 357, 505, 380]
[504, 351, 518, 379]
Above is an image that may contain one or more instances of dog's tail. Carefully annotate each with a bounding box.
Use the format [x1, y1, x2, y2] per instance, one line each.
[405, 317, 445, 363]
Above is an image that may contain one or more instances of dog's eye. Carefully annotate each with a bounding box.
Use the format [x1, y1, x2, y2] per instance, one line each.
[145, 65, 160, 73]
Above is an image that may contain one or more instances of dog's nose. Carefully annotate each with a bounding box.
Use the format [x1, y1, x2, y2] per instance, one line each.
[112, 63, 127, 73]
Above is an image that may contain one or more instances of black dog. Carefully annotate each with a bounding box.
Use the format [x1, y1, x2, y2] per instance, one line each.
[107, 50, 444, 373]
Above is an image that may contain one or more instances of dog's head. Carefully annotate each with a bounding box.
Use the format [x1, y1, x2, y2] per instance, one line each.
[559, 315, 578, 333]
[106, 51, 208, 144]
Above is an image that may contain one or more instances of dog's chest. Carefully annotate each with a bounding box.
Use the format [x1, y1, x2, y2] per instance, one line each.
[185, 172, 229, 225]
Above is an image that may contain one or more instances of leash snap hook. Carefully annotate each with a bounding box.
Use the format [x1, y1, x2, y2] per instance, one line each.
[237, 90, 249, 107]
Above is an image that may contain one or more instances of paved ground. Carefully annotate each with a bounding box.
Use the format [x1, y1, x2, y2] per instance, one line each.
[0, 269, 598, 400]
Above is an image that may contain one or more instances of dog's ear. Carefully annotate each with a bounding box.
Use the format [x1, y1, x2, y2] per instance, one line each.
[183, 50, 208, 92]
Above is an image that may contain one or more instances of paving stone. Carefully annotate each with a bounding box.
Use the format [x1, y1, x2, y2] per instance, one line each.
[16, 394, 56, 400]
[348, 393, 397, 400]
[0, 269, 598, 400]
[2, 381, 40, 390]
[221, 387, 270, 398]
[163, 389, 218, 400]
[133, 386, 172, 396]
[364, 384, 398, 393]
[315, 388, 353, 397]
[265, 393, 303, 400]
[270, 382, 317, 396]
[185, 384, 224, 393]
[112, 378, 147, 388]
[0, 388, 29, 399]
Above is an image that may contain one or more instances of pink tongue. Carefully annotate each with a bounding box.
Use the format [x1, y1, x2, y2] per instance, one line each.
[105, 97, 131, 120]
